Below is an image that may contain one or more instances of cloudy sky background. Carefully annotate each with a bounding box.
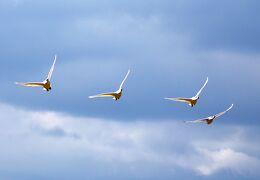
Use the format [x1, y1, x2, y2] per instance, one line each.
[0, 0, 259, 179]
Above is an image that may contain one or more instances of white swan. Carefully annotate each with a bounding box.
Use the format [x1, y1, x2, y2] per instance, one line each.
[89, 70, 130, 101]
[16, 55, 57, 91]
[185, 104, 234, 124]
[165, 77, 208, 107]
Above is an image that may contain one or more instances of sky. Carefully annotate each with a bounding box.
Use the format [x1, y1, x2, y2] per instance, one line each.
[0, 0, 259, 179]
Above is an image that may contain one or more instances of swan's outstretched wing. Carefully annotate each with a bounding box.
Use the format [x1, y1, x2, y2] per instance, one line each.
[215, 104, 234, 118]
[15, 82, 44, 87]
[119, 69, 130, 90]
[164, 97, 192, 103]
[89, 92, 117, 99]
[184, 118, 208, 123]
[194, 77, 208, 98]
[47, 55, 57, 80]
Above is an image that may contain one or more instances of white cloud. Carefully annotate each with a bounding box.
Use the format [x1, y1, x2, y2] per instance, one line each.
[195, 148, 260, 176]
[0, 102, 259, 179]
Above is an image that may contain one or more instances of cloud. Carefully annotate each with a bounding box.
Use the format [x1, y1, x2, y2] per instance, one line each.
[0, 1, 259, 179]
[0, 102, 259, 179]
[195, 148, 260, 176]
[33, 126, 81, 139]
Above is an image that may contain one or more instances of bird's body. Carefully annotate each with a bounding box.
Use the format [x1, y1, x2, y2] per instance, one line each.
[16, 55, 57, 91]
[204, 116, 215, 124]
[89, 70, 130, 101]
[165, 77, 208, 107]
[185, 104, 234, 125]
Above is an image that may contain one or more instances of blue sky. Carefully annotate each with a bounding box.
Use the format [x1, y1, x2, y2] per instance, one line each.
[0, 0, 260, 179]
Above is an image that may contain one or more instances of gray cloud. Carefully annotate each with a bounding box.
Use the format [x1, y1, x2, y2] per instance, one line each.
[1, 0, 259, 58]
[32, 126, 81, 139]
[0, 102, 259, 179]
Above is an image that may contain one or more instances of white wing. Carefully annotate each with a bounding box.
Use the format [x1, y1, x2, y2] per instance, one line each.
[118, 69, 130, 90]
[194, 77, 208, 98]
[89, 92, 117, 99]
[164, 97, 192, 103]
[47, 55, 57, 80]
[15, 82, 44, 87]
[184, 118, 208, 123]
[215, 104, 234, 118]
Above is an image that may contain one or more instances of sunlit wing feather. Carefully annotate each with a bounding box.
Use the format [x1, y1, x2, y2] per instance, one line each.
[215, 104, 234, 118]
[195, 77, 208, 98]
[15, 82, 44, 87]
[89, 92, 117, 99]
[164, 97, 192, 103]
[47, 55, 57, 80]
[119, 69, 130, 90]
[184, 118, 208, 123]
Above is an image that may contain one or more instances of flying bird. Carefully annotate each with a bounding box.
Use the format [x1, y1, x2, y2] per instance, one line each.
[89, 70, 130, 101]
[185, 104, 234, 124]
[165, 77, 208, 107]
[15, 55, 57, 91]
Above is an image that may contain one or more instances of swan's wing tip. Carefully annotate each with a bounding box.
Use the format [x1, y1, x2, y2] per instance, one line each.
[125, 69, 130, 76]
[164, 97, 175, 100]
[15, 82, 23, 85]
[226, 104, 234, 110]
[126, 69, 130, 75]
[52, 55, 57, 64]
[184, 120, 193, 123]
